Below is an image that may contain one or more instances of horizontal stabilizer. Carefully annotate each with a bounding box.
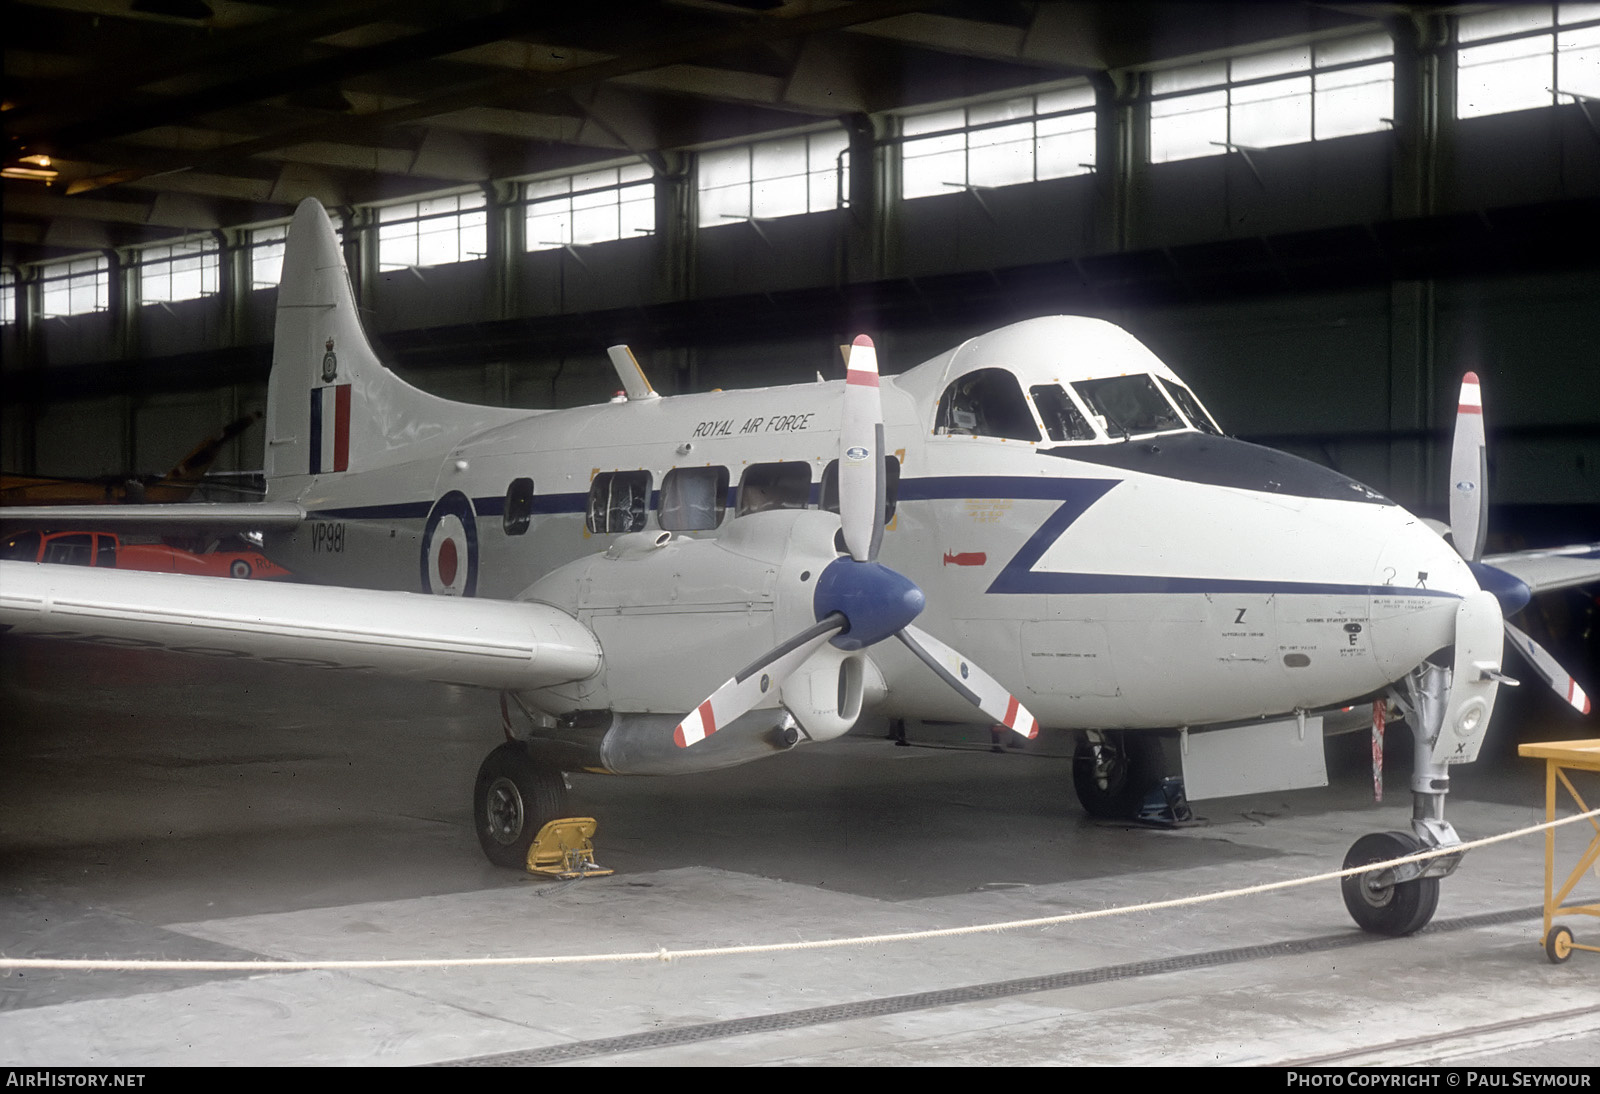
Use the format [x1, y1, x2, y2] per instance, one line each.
[0, 561, 600, 691]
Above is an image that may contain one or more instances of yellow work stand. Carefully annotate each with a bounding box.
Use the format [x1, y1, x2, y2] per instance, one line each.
[1517, 738, 1600, 964]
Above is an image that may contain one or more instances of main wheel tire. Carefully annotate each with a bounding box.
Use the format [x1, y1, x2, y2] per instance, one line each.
[1544, 925, 1574, 964]
[1341, 830, 1440, 937]
[1072, 731, 1150, 820]
[230, 559, 252, 579]
[474, 742, 569, 869]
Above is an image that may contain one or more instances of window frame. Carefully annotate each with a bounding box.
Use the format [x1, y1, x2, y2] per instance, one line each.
[137, 236, 222, 306]
[934, 368, 1043, 442]
[1454, 4, 1600, 119]
[504, 478, 535, 536]
[735, 463, 813, 517]
[697, 129, 851, 228]
[1146, 33, 1395, 163]
[376, 191, 488, 272]
[900, 85, 1097, 199]
[585, 470, 653, 535]
[819, 456, 902, 524]
[526, 163, 656, 252]
[658, 466, 730, 532]
[38, 255, 110, 318]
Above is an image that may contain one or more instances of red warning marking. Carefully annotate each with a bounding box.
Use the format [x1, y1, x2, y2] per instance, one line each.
[943, 552, 987, 567]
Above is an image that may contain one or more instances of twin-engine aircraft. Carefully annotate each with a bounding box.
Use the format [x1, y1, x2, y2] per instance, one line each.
[2, 198, 1594, 936]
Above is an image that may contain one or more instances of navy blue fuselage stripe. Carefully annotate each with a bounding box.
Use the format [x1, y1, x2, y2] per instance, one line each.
[302, 476, 1462, 601]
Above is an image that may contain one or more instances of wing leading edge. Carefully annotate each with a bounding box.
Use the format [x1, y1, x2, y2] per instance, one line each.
[1482, 543, 1600, 597]
[0, 501, 307, 533]
[0, 560, 600, 691]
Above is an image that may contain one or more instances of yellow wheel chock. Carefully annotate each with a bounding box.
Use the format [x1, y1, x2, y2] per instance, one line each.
[524, 817, 613, 879]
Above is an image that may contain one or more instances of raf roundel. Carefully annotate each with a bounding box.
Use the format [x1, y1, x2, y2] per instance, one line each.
[420, 491, 479, 596]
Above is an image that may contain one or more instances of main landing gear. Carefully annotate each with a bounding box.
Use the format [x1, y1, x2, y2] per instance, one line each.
[473, 741, 570, 868]
[1341, 662, 1466, 937]
[1072, 730, 1151, 820]
[1072, 730, 1190, 823]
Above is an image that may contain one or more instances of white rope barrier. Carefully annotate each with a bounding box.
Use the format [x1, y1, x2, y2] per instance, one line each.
[4, 807, 1595, 973]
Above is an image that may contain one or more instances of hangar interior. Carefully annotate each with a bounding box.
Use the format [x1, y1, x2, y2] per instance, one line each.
[3, 0, 1597, 536]
[4, 2, 1600, 1068]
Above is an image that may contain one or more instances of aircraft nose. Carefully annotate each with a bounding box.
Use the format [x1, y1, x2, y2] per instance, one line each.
[1366, 512, 1480, 680]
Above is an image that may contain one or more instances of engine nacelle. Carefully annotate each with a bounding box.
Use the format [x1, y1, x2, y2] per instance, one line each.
[781, 646, 885, 742]
[515, 510, 841, 718]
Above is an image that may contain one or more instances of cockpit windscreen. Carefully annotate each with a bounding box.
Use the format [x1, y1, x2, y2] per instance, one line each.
[1159, 378, 1222, 435]
[1030, 385, 1096, 442]
[1071, 375, 1186, 437]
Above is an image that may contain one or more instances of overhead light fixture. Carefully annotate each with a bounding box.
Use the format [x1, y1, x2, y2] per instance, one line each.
[3, 154, 58, 183]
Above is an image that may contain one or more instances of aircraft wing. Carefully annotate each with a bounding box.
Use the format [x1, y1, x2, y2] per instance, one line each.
[1482, 543, 1600, 596]
[0, 501, 307, 533]
[0, 561, 601, 691]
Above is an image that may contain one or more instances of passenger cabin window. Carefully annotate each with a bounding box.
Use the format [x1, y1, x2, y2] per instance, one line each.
[820, 456, 902, 523]
[586, 470, 651, 534]
[0, 531, 41, 561]
[43, 534, 93, 566]
[659, 466, 729, 531]
[1159, 378, 1222, 435]
[1030, 385, 1096, 442]
[504, 478, 534, 536]
[935, 368, 1041, 442]
[95, 535, 116, 567]
[1071, 375, 1185, 438]
[736, 463, 811, 517]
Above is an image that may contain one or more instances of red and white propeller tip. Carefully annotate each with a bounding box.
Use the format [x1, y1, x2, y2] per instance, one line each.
[840, 334, 884, 563]
[672, 617, 846, 748]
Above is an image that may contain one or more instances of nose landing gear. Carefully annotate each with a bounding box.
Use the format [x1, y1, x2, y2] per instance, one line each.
[1341, 643, 1493, 936]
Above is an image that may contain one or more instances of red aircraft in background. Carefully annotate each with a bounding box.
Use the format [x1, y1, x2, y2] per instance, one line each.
[0, 529, 290, 580]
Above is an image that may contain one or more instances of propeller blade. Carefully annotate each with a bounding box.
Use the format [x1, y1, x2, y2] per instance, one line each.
[840, 335, 885, 563]
[896, 623, 1038, 740]
[1449, 372, 1489, 562]
[1504, 621, 1592, 715]
[673, 614, 847, 747]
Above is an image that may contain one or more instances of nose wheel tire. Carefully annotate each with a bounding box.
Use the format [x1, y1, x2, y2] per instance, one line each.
[1072, 731, 1151, 820]
[474, 742, 569, 869]
[1341, 830, 1439, 937]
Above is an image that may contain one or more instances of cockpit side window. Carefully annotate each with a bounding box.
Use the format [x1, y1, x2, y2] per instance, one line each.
[736, 463, 811, 516]
[586, 470, 652, 534]
[1029, 385, 1097, 442]
[1071, 375, 1185, 438]
[934, 368, 1041, 442]
[1159, 378, 1223, 436]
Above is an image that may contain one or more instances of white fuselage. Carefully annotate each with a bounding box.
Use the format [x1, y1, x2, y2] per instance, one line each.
[262, 318, 1476, 732]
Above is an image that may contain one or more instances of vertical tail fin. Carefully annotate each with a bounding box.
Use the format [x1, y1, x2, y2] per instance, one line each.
[263, 198, 531, 497]
[264, 198, 375, 486]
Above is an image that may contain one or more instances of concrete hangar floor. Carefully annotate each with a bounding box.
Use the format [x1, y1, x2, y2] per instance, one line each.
[1, 637, 1595, 1068]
